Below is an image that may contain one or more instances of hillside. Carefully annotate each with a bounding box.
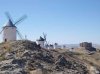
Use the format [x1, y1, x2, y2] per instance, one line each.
[57, 47, 100, 74]
[0, 40, 89, 74]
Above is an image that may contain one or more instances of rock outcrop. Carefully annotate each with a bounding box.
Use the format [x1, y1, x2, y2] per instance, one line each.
[0, 40, 89, 74]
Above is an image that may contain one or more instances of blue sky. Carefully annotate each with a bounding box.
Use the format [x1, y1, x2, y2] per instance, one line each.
[0, 0, 100, 44]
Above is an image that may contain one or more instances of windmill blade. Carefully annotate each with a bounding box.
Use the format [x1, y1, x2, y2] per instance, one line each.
[5, 12, 13, 22]
[43, 32, 47, 41]
[14, 15, 27, 26]
[0, 28, 5, 34]
[16, 30, 23, 40]
[0, 29, 3, 34]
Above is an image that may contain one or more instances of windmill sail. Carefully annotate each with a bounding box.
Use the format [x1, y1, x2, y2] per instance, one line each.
[0, 29, 4, 34]
[5, 12, 14, 23]
[14, 15, 27, 26]
[16, 30, 23, 40]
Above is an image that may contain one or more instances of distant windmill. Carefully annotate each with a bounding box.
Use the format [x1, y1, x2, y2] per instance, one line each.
[36, 32, 47, 48]
[0, 12, 27, 42]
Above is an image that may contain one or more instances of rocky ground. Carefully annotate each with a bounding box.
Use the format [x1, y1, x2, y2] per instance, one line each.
[0, 40, 89, 74]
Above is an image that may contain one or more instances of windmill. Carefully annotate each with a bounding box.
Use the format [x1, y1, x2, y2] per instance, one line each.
[0, 12, 27, 42]
[36, 33, 47, 48]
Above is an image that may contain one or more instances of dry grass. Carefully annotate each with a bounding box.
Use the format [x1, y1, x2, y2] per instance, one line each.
[70, 48, 100, 68]
[55, 48, 100, 73]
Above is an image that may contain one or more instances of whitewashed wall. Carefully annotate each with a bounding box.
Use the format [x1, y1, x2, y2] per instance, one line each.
[37, 41, 45, 48]
[3, 27, 16, 42]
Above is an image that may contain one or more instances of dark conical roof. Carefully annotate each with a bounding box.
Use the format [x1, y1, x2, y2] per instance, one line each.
[37, 36, 45, 41]
[4, 19, 15, 27]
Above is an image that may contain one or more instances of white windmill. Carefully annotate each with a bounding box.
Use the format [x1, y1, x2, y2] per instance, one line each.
[37, 33, 47, 48]
[0, 12, 27, 42]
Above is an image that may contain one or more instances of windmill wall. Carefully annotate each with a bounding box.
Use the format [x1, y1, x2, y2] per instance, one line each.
[37, 41, 45, 48]
[3, 26, 16, 42]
